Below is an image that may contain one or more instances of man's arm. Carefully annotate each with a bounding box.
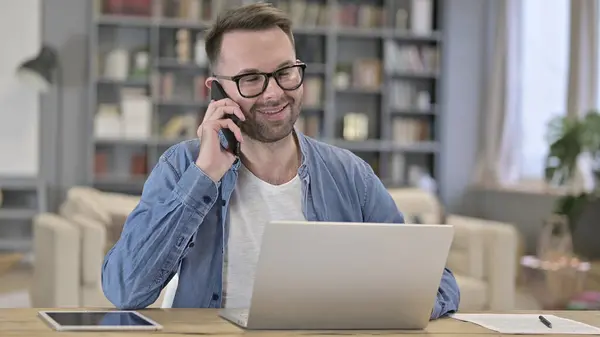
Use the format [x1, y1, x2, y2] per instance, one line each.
[430, 268, 460, 319]
[101, 146, 219, 309]
[358, 162, 460, 320]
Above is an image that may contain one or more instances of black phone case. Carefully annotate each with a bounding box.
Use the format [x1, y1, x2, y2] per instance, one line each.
[210, 81, 241, 156]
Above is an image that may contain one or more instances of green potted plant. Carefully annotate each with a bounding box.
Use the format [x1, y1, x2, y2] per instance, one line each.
[544, 110, 600, 258]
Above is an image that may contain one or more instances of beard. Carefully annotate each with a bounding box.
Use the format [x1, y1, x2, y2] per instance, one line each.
[240, 96, 301, 143]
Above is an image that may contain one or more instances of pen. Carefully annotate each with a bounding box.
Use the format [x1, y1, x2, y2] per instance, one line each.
[539, 315, 552, 328]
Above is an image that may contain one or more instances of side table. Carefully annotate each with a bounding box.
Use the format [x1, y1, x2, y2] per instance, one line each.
[583, 261, 600, 291]
[521, 255, 590, 310]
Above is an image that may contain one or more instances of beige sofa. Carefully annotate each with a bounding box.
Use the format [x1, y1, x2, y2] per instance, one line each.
[32, 186, 520, 311]
[31, 186, 166, 308]
[388, 188, 520, 311]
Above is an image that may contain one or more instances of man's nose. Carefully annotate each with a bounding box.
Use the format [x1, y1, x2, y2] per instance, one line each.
[262, 76, 284, 100]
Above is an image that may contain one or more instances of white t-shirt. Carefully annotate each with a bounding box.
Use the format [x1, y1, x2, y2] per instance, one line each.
[223, 164, 306, 308]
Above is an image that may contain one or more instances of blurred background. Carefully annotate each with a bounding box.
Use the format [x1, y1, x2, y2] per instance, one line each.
[1, 0, 600, 313]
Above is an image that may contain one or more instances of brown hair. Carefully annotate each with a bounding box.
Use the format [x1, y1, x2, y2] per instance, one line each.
[204, 2, 294, 70]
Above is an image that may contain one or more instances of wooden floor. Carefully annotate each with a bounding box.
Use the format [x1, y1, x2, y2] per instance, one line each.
[0, 263, 32, 295]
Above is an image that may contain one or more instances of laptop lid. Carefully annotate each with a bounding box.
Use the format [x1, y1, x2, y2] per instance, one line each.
[244, 221, 454, 330]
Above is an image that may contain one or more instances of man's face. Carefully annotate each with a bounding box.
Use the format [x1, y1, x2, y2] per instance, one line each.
[211, 27, 303, 143]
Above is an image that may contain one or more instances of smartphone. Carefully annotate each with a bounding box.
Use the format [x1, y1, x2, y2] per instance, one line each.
[210, 81, 241, 156]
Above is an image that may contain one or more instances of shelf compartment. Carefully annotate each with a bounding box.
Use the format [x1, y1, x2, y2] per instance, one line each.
[0, 238, 32, 253]
[96, 15, 153, 27]
[0, 209, 38, 221]
[97, 77, 150, 86]
[94, 144, 150, 182]
[333, 139, 439, 153]
[155, 58, 209, 71]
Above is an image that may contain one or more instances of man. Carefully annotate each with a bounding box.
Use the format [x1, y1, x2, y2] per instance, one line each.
[101, 2, 460, 319]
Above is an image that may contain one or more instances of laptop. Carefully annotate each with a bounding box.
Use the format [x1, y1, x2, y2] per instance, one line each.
[219, 221, 454, 330]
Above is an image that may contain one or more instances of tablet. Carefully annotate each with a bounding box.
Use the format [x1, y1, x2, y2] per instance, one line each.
[38, 310, 163, 331]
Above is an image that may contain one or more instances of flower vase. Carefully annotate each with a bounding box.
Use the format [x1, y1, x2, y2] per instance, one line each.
[537, 214, 574, 262]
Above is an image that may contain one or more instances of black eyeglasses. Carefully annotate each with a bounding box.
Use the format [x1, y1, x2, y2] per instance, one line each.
[213, 63, 307, 98]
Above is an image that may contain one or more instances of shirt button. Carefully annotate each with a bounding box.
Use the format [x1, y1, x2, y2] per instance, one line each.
[188, 241, 195, 248]
[221, 199, 226, 206]
[212, 293, 219, 300]
[202, 195, 211, 203]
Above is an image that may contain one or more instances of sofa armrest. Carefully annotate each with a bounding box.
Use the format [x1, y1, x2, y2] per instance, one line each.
[445, 216, 485, 280]
[481, 220, 519, 310]
[31, 213, 81, 308]
[69, 215, 107, 287]
[448, 215, 519, 310]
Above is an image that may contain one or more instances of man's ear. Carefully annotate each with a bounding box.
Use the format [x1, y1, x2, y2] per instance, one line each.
[205, 76, 217, 89]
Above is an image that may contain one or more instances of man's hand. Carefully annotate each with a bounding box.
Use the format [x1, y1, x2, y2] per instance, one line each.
[195, 99, 246, 182]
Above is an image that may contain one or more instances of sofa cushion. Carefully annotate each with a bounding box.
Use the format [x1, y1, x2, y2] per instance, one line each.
[81, 283, 114, 308]
[454, 274, 488, 311]
[388, 188, 442, 216]
[59, 186, 139, 251]
[100, 193, 138, 249]
[59, 187, 110, 224]
[445, 216, 485, 280]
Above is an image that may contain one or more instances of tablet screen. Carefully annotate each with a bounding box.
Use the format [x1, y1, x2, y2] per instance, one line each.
[44, 311, 156, 327]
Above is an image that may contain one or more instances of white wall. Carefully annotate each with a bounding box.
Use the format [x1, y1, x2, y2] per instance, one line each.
[0, 0, 40, 176]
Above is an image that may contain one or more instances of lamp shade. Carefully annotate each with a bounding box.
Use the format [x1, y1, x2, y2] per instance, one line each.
[16, 45, 58, 92]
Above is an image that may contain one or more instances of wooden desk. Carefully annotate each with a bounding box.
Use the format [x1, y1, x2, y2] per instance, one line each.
[1, 309, 599, 336]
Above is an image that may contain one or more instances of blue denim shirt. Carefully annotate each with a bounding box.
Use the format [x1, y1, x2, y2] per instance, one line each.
[101, 132, 460, 319]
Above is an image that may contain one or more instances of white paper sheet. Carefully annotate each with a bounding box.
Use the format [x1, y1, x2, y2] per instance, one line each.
[451, 314, 600, 335]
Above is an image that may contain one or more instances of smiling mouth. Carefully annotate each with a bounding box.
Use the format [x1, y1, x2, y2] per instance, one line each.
[257, 104, 288, 115]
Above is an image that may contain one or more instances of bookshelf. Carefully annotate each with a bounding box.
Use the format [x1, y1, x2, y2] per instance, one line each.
[88, 0, 443, 194]
[0, 177, 47, 252]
